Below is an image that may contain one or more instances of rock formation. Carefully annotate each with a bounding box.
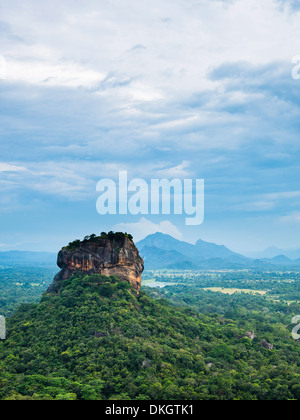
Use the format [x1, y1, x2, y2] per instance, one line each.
[260, 340, 274, 351]
[238, 331, 256, 341]
[47, 233, 144, 293]
[245, 331, 256, 341]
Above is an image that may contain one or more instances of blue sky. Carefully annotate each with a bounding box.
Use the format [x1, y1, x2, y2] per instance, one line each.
[1, 0, 300, 254]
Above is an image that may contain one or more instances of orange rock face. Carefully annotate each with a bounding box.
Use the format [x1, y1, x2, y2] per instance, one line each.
[47, 236, 144, 293]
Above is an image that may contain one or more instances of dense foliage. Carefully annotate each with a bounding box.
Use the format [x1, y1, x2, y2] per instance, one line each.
[0, 267, 55, 317]
[66, 232, 134, 251]
[1, 272, 300, 400]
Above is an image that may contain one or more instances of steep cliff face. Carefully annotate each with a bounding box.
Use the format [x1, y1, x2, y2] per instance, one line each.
[47, 235, 144, 293]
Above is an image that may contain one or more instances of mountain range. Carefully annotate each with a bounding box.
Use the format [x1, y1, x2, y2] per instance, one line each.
[248, 246, 300, 260]
[2, 233, 300, 270]
[137, 233, 300, 270]
[0, 251, 56, 267]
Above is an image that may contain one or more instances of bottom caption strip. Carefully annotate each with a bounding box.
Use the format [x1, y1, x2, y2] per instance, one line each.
[104, 403, 195, 417]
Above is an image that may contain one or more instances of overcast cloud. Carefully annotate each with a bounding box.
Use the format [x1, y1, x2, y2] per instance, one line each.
[0, 0, 300, 252]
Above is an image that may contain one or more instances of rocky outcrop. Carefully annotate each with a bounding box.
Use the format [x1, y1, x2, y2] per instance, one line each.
[245, 331, 256, 341]
[260, 340, 274, 351]
[47, 234, 144, 293]
[94, 331, 107, 338]
[238, 331, 256, 341]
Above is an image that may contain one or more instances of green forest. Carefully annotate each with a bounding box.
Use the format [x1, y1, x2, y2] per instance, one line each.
[1, 270, 300, 400]
[0, 267, 55, 317]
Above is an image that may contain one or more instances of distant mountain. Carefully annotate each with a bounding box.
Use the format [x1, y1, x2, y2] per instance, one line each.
[259, 255, 300, 267]
[137, 233, 250, 270]
[137, 233, 195, 257]
[0, 251, 57, 267]
[139, 245, 197, 270]
[194, 239, 249, 263]
[249, 247, 300, 260]
[3, 235, 300, 271]
[268, 255, 294, 265]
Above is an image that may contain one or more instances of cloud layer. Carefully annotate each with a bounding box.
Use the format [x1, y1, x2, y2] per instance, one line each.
[0, 0, 300, 251]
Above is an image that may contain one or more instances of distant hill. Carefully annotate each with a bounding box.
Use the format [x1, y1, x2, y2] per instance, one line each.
[137, 233, 300, 270]
[137, 233, 250, 270]
[0, 251, 56, 267]
[260, 255, 300, 267]
[3, 235, 300, 271]
[249, 246, 300, 260]
[268, 255, 294, 265]
[139, 245, 197, 270]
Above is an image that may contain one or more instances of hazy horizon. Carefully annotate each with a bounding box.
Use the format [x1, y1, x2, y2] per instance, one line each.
[2, 231, 300, 259]
[1, 0, 300, 254]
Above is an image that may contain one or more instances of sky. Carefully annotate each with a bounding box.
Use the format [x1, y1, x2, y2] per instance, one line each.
[1, 0, 300, 254]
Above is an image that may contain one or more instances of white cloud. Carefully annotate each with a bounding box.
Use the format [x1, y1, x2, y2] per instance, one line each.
[119, 81, 164, 102]
[0, 163, 26, 172]
[279, 212, 300, 224]
[8, 59, 105, 89]
[0, 0, 299, 160]
[2, 0, 300, 98]
[1, 0, 300, 251]
[264, 191, 300, 200]
[155, 161, 192, 178]
[0, 160, 194, 203]
[234, 191, 300, 213]
[114, 217, 183, 242]
[234, 200, 276, 212]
